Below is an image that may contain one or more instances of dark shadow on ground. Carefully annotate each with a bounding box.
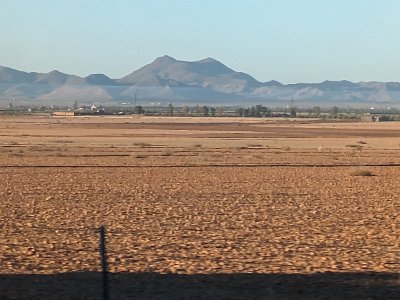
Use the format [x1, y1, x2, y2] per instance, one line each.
[0, 272, 399, 300]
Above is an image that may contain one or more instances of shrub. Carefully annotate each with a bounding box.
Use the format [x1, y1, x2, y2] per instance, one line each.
[346, 144, 363, 149]
[350, 169, 373, 176]
[161, 150, 173, 156]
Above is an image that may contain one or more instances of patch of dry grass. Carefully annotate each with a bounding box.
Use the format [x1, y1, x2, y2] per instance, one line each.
[349, 169, 373, 176]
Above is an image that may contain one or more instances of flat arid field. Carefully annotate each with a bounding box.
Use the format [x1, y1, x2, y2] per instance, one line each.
[0, 115, 399, 299]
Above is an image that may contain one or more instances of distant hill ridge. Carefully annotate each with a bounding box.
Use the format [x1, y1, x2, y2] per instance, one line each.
[1, 56, 400, 106]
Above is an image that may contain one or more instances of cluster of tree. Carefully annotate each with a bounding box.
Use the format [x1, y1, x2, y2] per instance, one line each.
[235, 105, 271, 117]
[167, 104, 222, 117]
[95, 105, 144, 115]
[307, 106, 338, 118]
[164, 104, 339, 118]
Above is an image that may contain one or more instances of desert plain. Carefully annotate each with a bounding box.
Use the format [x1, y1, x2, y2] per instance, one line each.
[0, 115, 399, 299]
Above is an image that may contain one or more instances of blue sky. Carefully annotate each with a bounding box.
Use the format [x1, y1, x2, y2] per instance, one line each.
[1, 0, 399, 83]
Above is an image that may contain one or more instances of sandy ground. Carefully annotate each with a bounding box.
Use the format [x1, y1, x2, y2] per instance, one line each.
[0, 115, 399, 299]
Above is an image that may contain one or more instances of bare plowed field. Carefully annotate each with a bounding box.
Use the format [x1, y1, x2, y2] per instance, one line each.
[0, 116, 399, 299]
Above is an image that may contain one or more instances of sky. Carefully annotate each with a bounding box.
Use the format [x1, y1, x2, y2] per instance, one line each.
[1, 0, 400, 84]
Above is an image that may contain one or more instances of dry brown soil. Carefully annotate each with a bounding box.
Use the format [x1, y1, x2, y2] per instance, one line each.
[0, 115, 399, 299]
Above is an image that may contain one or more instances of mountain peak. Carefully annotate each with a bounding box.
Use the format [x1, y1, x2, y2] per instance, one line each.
[264, 80, 283, 86]
[85, 73, 115, 86]
[154, 55, 177, 63]
[49, 70, 64, 74]
[197, 57, 219, 63]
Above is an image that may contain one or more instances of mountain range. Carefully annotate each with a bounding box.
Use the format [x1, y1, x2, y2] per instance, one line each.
[1, 55, 400, 107]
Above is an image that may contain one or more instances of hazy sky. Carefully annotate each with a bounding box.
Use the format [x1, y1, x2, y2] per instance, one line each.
[1, 0, 399, 83]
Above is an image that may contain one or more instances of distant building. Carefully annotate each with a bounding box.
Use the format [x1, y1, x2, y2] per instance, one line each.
[361, 114, 381, 122]
[52, 111, 75, 117]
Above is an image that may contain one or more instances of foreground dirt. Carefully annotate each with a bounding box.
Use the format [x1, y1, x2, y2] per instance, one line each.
[1, 165, 399, 273]
[0, 115, 399, 299]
